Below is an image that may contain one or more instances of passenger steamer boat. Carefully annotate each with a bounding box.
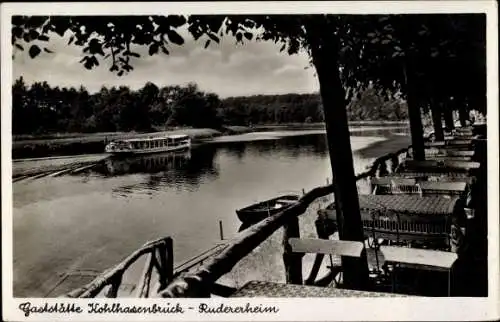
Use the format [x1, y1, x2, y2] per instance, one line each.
[105, 134, 191, 155]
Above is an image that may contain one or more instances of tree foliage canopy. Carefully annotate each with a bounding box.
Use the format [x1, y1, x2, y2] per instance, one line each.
[12, 14, 486, 115]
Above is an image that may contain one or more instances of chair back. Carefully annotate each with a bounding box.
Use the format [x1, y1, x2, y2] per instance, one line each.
[361, 209, 450, 245]
[390, 182, 423, 196]
[370, 177, 422, 195]
[371, 177, 416, 195]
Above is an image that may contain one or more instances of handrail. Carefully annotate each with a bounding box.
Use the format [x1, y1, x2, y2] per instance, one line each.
[158, 183, 337, 297]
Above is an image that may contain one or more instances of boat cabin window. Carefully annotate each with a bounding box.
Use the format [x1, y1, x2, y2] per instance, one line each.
[118, 136, 187, 151]
[116, 141, 130, 149]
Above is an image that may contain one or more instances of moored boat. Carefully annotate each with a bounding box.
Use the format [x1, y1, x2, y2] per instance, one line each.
[236, 194, 300, 224]
[105, 134, 191, 155]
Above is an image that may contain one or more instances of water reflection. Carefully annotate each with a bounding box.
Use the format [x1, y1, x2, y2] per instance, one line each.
[98, 151, 192, 176]
[184, 145, 219, 179]
[88, 147, 218, 178]
[79, 147, 219, 196]
[221, 142, 247, 160]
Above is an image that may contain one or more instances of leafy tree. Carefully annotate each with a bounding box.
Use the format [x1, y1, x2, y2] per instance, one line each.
[338, 14, 485, 156]
[13, 79, 231, 133]
[13, 79, 407, 134]
[12, 77, 27, 134]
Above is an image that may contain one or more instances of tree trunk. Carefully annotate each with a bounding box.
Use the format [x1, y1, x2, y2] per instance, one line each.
[430, 102, 444, 141]
[443, 106, 455, 131]
[458, 104, 468, 127]
[308, 30, 369, 290]
[404, 65, 426, 161]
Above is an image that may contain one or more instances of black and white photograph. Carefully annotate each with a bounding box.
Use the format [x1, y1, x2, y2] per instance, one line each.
[2, 1, 498, 321]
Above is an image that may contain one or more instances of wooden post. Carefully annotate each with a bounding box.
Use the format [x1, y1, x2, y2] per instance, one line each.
[390, 154, 399, 173]
[307, 25, 369, 290]
[378, 161, 388, 177]
[282, 217, 303, 285]
[135, 252, 155, 298]
[458, 104, 469, 127]
[219, 220, 224, 240]
[305, 216, 334, 285]
[105, 275, 122, 298]
[443, 106, 455, 131]
[156, 238, 173, 290]
[430, 102, 445, 141]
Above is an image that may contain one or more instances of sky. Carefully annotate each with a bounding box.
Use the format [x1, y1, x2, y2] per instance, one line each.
[12, 27, 319, 98]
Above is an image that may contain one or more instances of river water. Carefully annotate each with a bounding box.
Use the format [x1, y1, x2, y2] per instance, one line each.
[12, 127, 409, 297]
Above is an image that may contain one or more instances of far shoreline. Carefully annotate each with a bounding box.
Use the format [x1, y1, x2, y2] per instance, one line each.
[12, 121, 409, 160]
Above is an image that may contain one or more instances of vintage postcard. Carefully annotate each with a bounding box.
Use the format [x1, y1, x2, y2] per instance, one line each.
[1, 1, 498, 321]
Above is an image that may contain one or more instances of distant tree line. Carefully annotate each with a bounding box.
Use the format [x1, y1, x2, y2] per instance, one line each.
[12, 77, 408, 134]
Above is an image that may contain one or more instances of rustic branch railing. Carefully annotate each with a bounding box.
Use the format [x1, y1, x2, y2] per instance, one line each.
[65, 237, 173, 298]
